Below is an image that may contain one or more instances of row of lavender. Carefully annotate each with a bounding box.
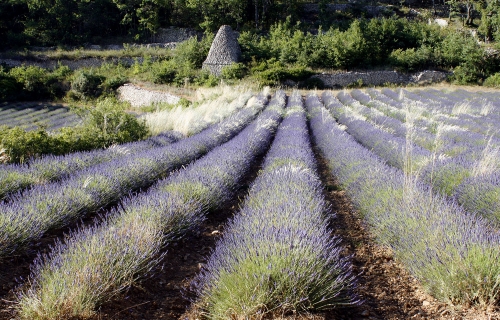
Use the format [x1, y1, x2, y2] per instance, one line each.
[307, 93, 500, 307]
[192, 92, 357, 319]
[330, 90, 500, 225]
[354, 88, 500, 159]
[0, 94, 267, 260]
[0, 131, 182, 201]
[0, 103, 80, 131]
[15, 91, 286, 319]
[373, 88, 500, 142]
[0, 91, 252, 201]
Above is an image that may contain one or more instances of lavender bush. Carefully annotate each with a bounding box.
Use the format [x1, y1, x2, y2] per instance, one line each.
[323, 91, 432, 173]
[193, 92, 357, 319]
[332, 90, 500, 225]
[0, 93, 267, 260]
[16, 91, 286, 320]
[0, 91, 256, 200]
[307, 93, 500, 307]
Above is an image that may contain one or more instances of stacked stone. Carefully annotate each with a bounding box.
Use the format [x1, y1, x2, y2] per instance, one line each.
[117, 84, 181, 107]
[311, 70, 448, 88]
[203, 25, 241, 76]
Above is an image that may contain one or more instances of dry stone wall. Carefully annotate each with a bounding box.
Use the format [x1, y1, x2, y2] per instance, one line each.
[0, 57, 141, 70]
[310, 70, 449, 88]
[117, 84, 181, 107]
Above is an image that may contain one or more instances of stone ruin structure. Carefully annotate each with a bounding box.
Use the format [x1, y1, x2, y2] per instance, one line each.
[203, 25, 241, 76]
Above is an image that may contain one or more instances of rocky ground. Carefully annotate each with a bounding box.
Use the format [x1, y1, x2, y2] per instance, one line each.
[117, 83, 181, 107]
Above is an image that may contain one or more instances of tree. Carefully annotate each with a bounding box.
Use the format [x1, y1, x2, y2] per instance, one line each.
[186, 0, 248, 31]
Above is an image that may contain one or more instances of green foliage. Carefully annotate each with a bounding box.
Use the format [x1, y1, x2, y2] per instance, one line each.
[302, 77, 325, 89]
[484, 72, 500, 87]
[186, 0, 246, 31]
[0, 66, 22, 101]
[220, 63, 246, 80]
[9, 65, 50, 99]
[152, 60, 178, 84]
[194, 70, 219, 87]
[0, 98, 149, 163]
[172, 34, 213, 69]
[239, 17, 459, 71]
[389, 46, 435, 72]
[70, 69, 105, 100]
[0, 64, 73, 101]
[0, 126, 53, 163]
[250, 58, 313, 87]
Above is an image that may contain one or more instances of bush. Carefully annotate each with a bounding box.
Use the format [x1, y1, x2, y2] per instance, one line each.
[101, 75, 127, 94]
[85, 98, 149, 144]
[0, 67, 21, 101]
[450, 64, 482, 85]
[388, 46, 434, 72]
[71, 69, 105, 100]
[0, 98, 149, 163]
[302, 77, 325, 89]
[251, 59, 313, 87]
[221, 63, 246, 80]
[152, 60, 177, 84]
[173, 34, 213, 69]
[9, 65, 51, 100]
[195, 70, 219, 87]
[484, 72, 500, 87]
[0, 126, 54, 163]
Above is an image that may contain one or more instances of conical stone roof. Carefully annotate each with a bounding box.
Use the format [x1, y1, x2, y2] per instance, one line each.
[203, 25, 242, 76]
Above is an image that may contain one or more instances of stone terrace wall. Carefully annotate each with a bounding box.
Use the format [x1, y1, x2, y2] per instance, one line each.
[0, 57, 145, 70]
[311, 70, 449, 88]
[153, 27, 199, 43]
[117, 84, 181, 107]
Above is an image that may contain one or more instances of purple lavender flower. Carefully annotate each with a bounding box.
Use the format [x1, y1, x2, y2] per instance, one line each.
[193, 92, 357, 319]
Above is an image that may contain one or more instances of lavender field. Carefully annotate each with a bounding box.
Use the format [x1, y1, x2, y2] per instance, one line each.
[0, 102, 81, 131]
[1, 87, 500, 319]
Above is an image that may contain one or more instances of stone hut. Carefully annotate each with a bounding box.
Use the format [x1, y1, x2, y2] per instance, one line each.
[203, 25, 241, 76]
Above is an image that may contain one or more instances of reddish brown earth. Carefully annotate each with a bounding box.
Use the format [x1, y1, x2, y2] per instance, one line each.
[1, 141, 500, 320]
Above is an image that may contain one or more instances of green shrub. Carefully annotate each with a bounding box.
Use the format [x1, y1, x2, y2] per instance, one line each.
[101, 75, 127, 94]
[9, 65, 51, 100]
[172, 34, 213, 69]
[450, 64, 482, 85]
[152, 60, 177, 84]
[221, 63, 246, 80]
[86, 98, 149, 144]
[195, 70, 219, 87]
[0, 126, 54, 163]
[302, 77, 325, 89]
[484, 72, 500, 87]
[389, 46, 434, 72]
[0, 98, 149, 163]
[251, 59, 313, 87]
[0, 67, 21, 101]
[71, 69, 105, 100]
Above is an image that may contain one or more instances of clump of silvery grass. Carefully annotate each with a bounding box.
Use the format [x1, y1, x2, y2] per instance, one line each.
[193, 92, 357, 319]
[324, 91, 432, 173]
[328, 91, 500, 227]
[307, 93, 500, 307]
[15, 91, 286, 320]
[0, 94, 267, 260]
[142, 85, 255, 136]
